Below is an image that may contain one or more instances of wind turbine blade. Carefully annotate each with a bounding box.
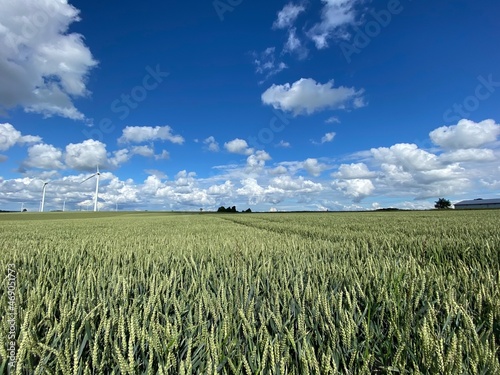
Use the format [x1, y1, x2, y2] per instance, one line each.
[81, 174, 97, 184]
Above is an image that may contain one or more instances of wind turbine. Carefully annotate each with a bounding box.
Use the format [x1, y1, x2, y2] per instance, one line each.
[81, 165, 101, 212]
[40, 182, 49, 212]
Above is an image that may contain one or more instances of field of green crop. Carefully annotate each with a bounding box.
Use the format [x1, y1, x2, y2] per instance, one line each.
[1, 210, 499, 374]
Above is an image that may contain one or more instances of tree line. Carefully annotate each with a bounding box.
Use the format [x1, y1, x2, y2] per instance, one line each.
[217, 206, 252, 213]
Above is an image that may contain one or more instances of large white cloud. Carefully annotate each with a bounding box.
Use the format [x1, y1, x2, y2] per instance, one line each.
[367, 141, 475, 199]
[64, 139, 108, 171]
[430, 119, 500, 150]
[0, 0, 97, 119]
[207, 180, 234, 196]
[118, 126, 184, 144]
[0, 123, 42, 151]
[439, 149, 496, 163]
[236, 178, 284, 205]
[262, 78, 364, 115]
[24, 143, 64, 169]
[334, 163, 376, 179]
[371, 143, 441, 171]
[334, 178, 374, 202]
[271, 175, 323, 193]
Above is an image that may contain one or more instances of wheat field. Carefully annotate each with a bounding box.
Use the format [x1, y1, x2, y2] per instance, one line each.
[1, 210, 499, 374]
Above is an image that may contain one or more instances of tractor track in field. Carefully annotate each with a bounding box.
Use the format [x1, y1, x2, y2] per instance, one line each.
[217, 216, 335, 243]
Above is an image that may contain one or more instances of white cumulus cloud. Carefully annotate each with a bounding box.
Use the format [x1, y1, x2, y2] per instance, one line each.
[430, 119, 500, 150]
[118, 126, 184, 144]
[24, 143, 63, 169]
[0, 123, 42, 151]
[0, 0, 97, 119]
[334, 163, 376, 179]
[224, 138, 254, 155]
[302, 158, 328, 176]
[334, 178, 375, 202]
[203, 136, 220, 152]
[371, 143, 441, 171]
[65, 139, 107, 171]
[439, 148, 496, 163]
[262, 78, 364, 115]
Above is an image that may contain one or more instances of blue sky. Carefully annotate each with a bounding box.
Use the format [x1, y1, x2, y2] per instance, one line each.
[1, 0, 499, 211]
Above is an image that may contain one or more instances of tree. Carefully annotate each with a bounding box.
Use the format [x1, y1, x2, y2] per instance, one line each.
[435, 198, 451, 209]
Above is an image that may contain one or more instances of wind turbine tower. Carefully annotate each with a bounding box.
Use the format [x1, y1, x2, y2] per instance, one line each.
[81, 165, 101, 212]
[40, 182, 49, 212]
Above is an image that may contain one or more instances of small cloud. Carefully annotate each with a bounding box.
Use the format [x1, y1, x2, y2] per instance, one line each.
[321, 132, 336, 143]
[118, 126, 184, 144]
[353, 97, 367, 108]
[224, 138, 254, 155]
[252, 47, 288, 82]
[246, 150, 271, 170]
[155, 150, 170, 160]
[273, 3, 306, 30]
[262, 78, 364, 116]
[203, 136, 220, 152]
[131, 145, 155, 157]
[325, 116, 340, 124]
[307, 0, 360, 49]
[302, 158, 328, 176]
[283, 28, 309, 59]
[145, 169, 167, 179]
[275, 140, 291, 148]
[311, 132, 336, 145]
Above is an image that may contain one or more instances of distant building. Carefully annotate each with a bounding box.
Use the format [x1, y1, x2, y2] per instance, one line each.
[454, 198, 500, 210]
